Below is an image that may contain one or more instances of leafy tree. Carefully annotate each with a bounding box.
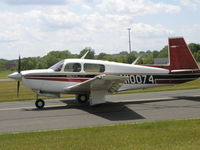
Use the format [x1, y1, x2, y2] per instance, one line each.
[189, 43, 200, 61]
[21, 57, 38, 70]
[157, 46, 168, 58]
[127, 53, 137, 64]
[97, 53, 107, 60]
[43, 50, 73, 67]
[118, 51, 129, 56]
[1, 42, 200, 71]
[152, 50, 159, 58]
[0, 59, 7, 71]
[142, 54, 154, 64]
[189, 43, 200, 53]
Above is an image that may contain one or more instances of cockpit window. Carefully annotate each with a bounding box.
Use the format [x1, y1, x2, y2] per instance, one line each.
[84, 64, 105, 73]
[49, 60, 64, 72]
[64, 63, 81, 72]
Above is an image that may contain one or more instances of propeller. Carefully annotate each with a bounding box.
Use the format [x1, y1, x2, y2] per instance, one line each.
[17, 56, 21, 97]
[7, 55, 22, 97]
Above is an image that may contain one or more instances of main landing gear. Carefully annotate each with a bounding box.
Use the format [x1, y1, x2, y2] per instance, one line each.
[35, 99, 45, 109]
[76, 94, 89, 103]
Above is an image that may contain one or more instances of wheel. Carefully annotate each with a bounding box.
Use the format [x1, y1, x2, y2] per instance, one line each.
[76, 94, 89, 103]
[35, 99, 45, 109]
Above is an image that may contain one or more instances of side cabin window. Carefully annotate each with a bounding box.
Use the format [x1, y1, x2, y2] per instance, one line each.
[64, 63, 81, 72]
[84, 63, 105, 73]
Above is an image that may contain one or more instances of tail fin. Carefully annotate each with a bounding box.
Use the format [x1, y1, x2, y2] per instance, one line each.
[145, 37, 199, 71]
[168, 37, 199, 70]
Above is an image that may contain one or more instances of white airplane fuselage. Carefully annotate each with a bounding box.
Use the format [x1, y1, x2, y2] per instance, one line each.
[21, 59, 170, 96]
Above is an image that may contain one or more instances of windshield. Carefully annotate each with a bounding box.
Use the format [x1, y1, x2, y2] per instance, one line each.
[49, 60, 64, 72]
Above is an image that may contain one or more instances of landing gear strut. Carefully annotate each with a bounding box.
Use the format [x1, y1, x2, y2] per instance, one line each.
[76, 94, 89, 103]
[35, 99, 45, 109]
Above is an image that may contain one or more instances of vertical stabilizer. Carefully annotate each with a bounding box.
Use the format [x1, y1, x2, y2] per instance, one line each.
[145, 37, 199, 71]
[168, 37, 199, 70]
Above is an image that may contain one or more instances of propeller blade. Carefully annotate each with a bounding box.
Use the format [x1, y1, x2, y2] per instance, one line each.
[18, 55, 21, 73]
[17, 55, 21, 96]
[17, 81, 20, 97]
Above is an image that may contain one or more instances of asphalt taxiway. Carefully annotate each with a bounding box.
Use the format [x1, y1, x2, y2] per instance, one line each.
[0, 89, 200, 134]
[0, 79, 13, 82]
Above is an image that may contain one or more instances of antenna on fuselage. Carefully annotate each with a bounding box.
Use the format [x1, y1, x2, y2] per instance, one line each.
[132, 56, 141, 65]
[80, 51, 89, 59]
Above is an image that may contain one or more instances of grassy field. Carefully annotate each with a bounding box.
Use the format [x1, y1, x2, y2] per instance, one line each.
[0, 119, 200, 150]
[0, 81, 74, 102]
[0, 79, 200, 102]
[0, 71, 200, 102]
[0, 81, 37, 102]
[0, 71, 12, 79]
[0, 72, 73, 102]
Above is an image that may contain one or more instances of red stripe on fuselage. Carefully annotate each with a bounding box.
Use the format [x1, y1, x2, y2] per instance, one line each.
[156, 79, 194, 84]
[26, 77, 89, 82]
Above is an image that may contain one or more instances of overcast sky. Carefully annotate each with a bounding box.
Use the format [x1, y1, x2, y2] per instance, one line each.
[0, 0, 200, 59]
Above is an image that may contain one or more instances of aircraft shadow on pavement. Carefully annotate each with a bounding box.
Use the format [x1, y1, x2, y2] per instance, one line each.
[61, 100, 145, 121]
[119, 96, 200, 110]
[27, 96, 200, 121]
[173, 96, 200, 102]
[118, 96, 200, 105]
[27, 99, 145, 121]
[73, 103, 144, 121]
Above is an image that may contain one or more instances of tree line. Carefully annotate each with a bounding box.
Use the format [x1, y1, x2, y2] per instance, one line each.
[0, 43, 200, 71]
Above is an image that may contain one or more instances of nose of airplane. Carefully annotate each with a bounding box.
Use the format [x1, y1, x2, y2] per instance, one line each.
[8, 72, 22, 81]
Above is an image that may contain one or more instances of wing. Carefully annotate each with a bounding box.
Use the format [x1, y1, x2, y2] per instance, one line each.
[64, 74, 128, 94]
[64, 74, 128, 105]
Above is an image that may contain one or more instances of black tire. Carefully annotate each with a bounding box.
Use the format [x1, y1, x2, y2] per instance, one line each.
[77, 94, 89, 103]
[35, 99, 45, 109]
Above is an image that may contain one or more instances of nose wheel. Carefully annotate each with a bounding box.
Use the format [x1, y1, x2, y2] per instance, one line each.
[35, 99, 45, 109]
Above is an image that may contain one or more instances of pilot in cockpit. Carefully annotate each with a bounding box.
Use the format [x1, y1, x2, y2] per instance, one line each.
[73, 63, 81, 72]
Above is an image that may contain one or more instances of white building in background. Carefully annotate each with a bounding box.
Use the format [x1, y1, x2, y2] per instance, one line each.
[154, 58, 168, 64]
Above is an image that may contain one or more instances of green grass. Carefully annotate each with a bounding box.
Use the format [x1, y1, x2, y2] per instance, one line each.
[1, 79, 200, 102]
[0, 119, 200, 150]
[0, 71, 12, 79]
[0, 71, 200, 102]
[0, 81, 74, 102]
[0, 81, 35, 102]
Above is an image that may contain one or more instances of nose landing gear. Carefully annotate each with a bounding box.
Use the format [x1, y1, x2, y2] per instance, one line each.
[35, 99, 45, 109]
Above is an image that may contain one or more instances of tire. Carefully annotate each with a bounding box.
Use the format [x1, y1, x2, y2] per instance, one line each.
[35, 99, 45, 109]
[77, 94, 89, 103]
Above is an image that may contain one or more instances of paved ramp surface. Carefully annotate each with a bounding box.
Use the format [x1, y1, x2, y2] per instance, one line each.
[0, 89, 200, 134]
[0, 79, 13, 82]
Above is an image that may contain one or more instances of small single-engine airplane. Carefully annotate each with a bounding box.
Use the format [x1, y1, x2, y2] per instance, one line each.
[8, 37, 200, 109]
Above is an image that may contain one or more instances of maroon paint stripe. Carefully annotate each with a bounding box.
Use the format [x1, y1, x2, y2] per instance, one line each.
[26, 72, 164, 75]
[26, 77, 89, 82]
[170, 70, 200, 74]
[26, 71, 200, 76]
[156, 79, 194, 84]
